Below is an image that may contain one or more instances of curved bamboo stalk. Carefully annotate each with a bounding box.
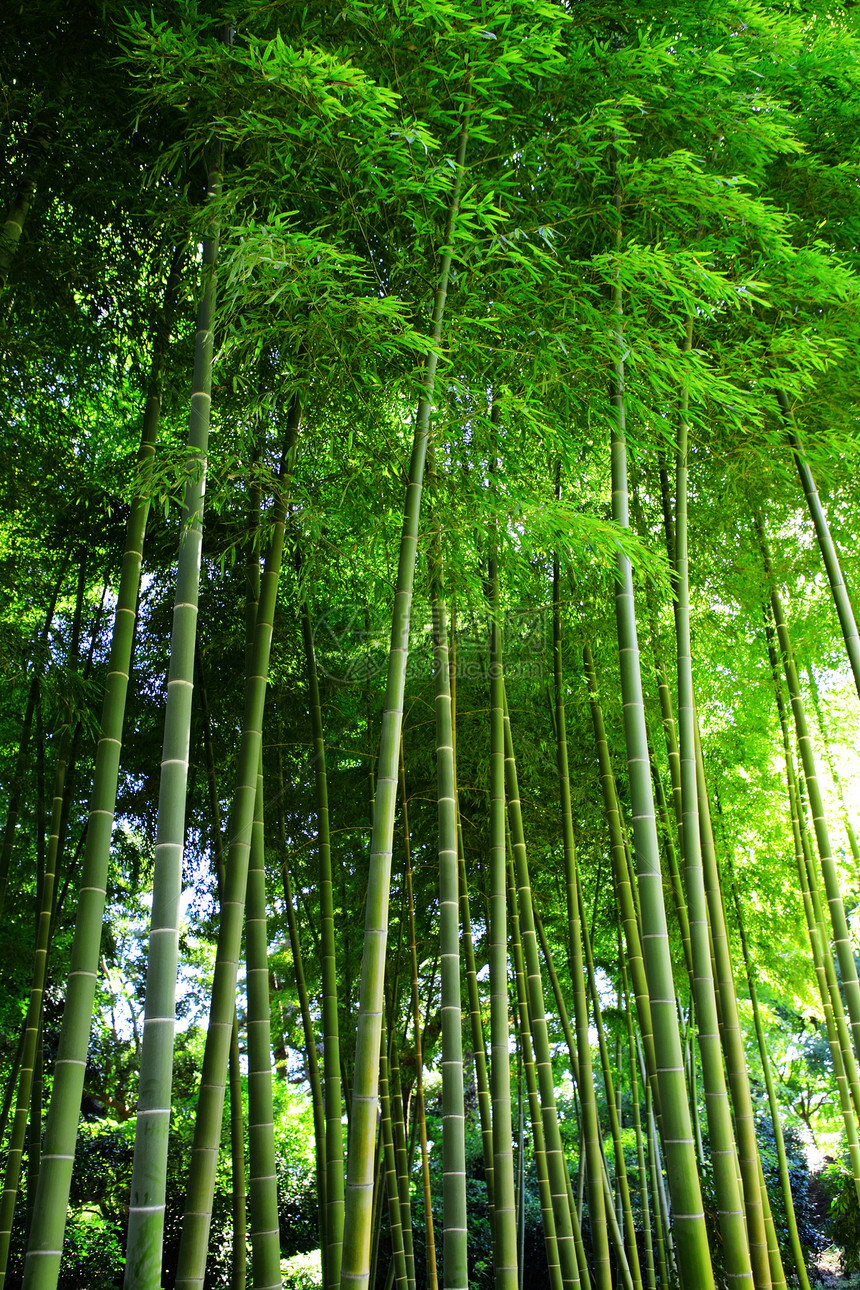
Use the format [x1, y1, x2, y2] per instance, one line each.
[804, 661, 860, 865]
[757, 515, 860, 1068]
[241, 442, 281, 1289]
[340, 121, 468, 1290]
[728, 861, 812, 1290]
[761, 613, 860, 1195]
[776, 388, 860, 705]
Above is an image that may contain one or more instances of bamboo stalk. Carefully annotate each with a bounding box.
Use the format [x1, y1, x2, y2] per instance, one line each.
[340, 121, 469, 1290]
[757, 515, 860, 1068]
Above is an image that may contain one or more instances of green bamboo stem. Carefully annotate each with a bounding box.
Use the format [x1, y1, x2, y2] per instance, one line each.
[0, 107, 53, 292]
[582, 645, 659, 1112]
[757, 516, 860, 1069]
[608, 226, 713, 1287]
[282, 841, 328, 1260]
[25, 1022, 43, 1242]
[452, 609, 494, 1214]
[674, 400, 756, 1288]
[429, 530, 466, 1290]
[694, 722, 777, 1288]
[241, 448, 281, 1290]
[581, 914, 641, 1290]
[804, 661, 860, 866]
[757, 1152, 787, 1290]
[0, 1026, 26, 1155]
[122, 154, 220, 1290]
[728, 862, 812, 1290]
[380, 1037, 409, 1290]
[649, 472, 685, 862]
[0, 733, 70, 1282]
[0, 554, 69, 923]
[575, 864, 640, 1290]
[502, 696, 579, 1289]
[644, 1063, 672, 1290]
[507, 852, 563, 1290]
[388, 1042, 416, 1290]
[488, 522, 519, 1290]
[516, 1058, 525, 1290]
[528, 907, 590, 1284]
[650, 753, 694, 991]
[172, 394, 299, 1289]
[299, 583, 344, 1290]
[762, 615, 860, 1193]
[397, 745, 433, 1290]
[199, 658, 247, 1290]
[369, 1145, 385, 1290]
[340, 121, 468, 1290]
[796, 783, 860, 1192]
[776, 388, 860, 706]
[246, 756, 281, 1290]
[551, 545, 612, 1290]
[620, 957, 657, 1290]
[456, 839, 494, 1214]
[389, 1037, 417, 1290]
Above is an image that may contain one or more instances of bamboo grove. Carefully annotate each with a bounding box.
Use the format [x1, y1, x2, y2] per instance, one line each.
[3, 1, 860, 1287]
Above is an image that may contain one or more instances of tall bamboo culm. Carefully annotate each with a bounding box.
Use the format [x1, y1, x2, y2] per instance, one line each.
[776, 388, 860, 705]
[757, 515, 860, 1068]
[608, 196, 714, 1289]
[20, 240, 185, 1290]
[694, 722, 780, 1288]
[674, 394, 756, 1287]
[502, 697, 579, 1289]
[429, 565, 467, 1290]
[552, 534, 611, 1290]
[339, 122, 468, 1290]
[506, 854, 563, 1290]
[123, 147, 221, 1290]
[299, 585, 345, 1290]
[173, 394, 301, 1289]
